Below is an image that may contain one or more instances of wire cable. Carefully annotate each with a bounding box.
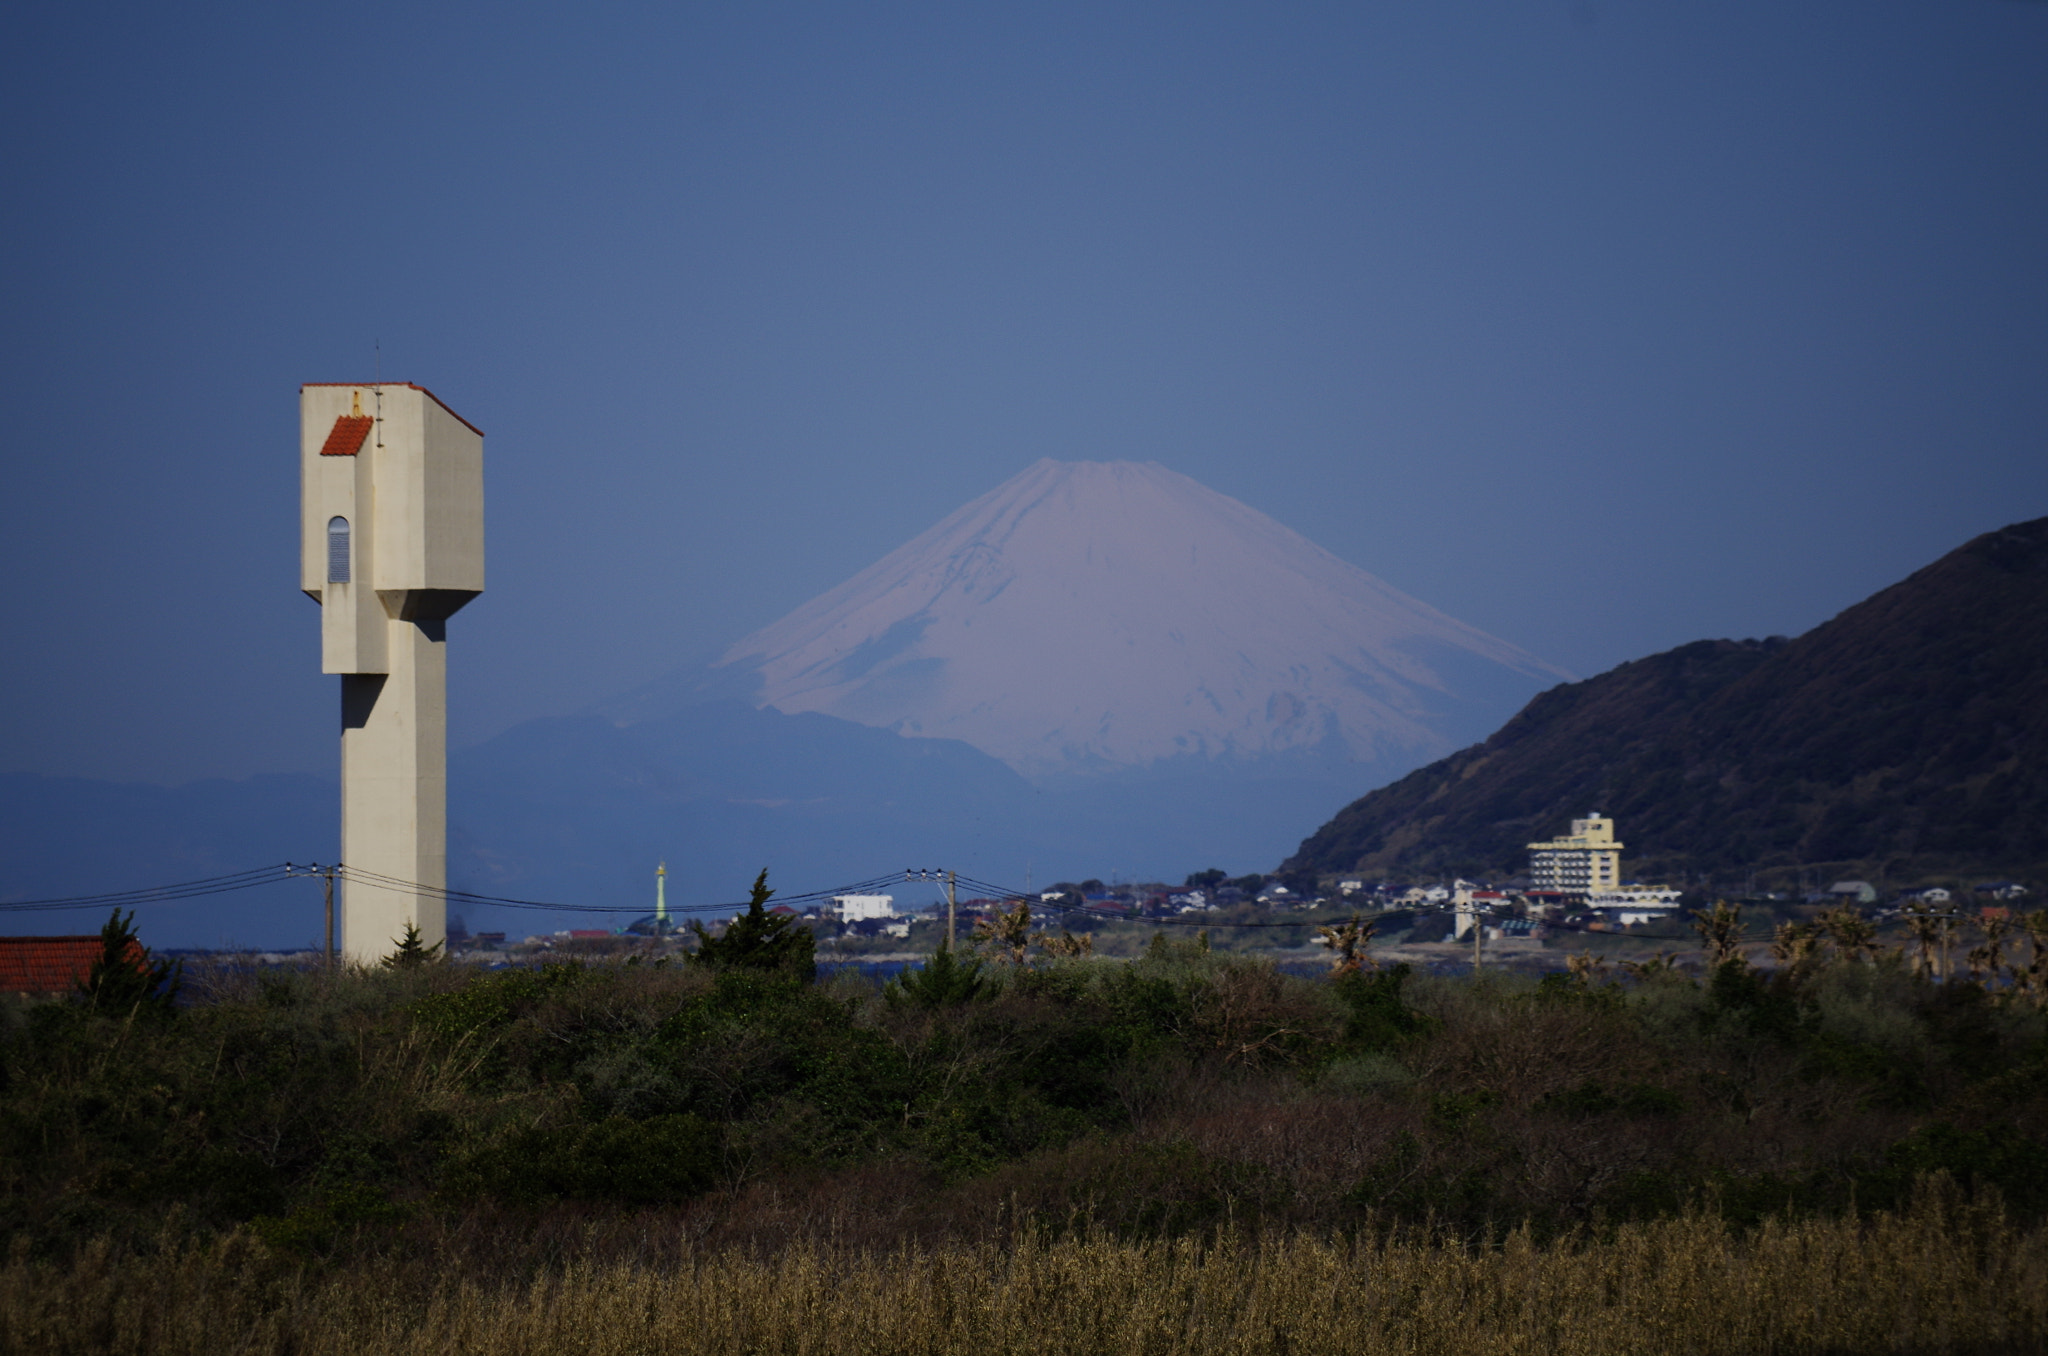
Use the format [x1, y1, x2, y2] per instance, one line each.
[2, 862, 1716, 947]
[335, 864, 920, 917]
[0, 866, 295, 913]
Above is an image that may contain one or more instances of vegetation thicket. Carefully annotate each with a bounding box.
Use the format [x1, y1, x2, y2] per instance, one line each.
[3, 896, 2046, 1353]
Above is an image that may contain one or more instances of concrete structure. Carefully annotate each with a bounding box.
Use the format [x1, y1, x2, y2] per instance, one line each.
[832, 894, 896, 923]
[1586, 885, 1684, 926]
[1527, 814, 1623, 895]
[302, 383, 483, 962]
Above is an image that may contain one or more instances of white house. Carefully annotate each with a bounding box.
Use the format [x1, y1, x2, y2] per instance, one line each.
[832, 894, 896, 923]
[1587, 885, 1683, 927]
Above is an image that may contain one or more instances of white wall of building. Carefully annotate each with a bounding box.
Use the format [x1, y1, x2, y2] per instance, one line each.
[834, 894, 896, 922]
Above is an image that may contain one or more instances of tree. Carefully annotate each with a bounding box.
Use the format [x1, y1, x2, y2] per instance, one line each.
[884, 947, 988, 1010]
[1689, 900, 1748, 969]
[971, 899, 1033, 965]
[1566, 949, 1610, 985]
[1038, 929, 1095, 960]
[1184, 868, 1227, 890]
[1819, 904, 1878, 964]
[2013, 911, 2048, 1008]
[1967, 911, 2015, 987]
[1316, 914, 1376, 977]
[1620, 950, 1682, 980]
[1771, 920, 1822, 972]
[77, 909, 179, 1016]
[382, 922, 444, 968]
[690, 870, 815, 980]
[1902, 903, 1946, 978]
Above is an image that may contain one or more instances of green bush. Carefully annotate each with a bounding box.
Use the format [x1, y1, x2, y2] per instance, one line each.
[458, 1113, 721, 1206]
[3, 925, 2047, 1259]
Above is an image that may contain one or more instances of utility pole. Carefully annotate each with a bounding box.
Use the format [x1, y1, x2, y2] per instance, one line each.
[946, 870, 958, 954]
[1473, 907, 1483, 975]
[290, 863, 340, 970]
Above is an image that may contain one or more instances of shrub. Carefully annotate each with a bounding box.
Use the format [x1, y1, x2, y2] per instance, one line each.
[458, 1113, 721, 1206]
[1332, 962, 1431, 1052]
[884, 949, 989, 1010]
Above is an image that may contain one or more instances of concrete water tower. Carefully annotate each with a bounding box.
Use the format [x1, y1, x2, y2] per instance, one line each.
[301, 383, 483, 961]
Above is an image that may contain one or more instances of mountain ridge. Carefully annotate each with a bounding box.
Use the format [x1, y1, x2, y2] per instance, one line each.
[1284, 517, 2048, 885]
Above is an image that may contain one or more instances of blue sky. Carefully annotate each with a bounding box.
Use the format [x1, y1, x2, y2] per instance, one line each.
[3, 0, 2045, 787]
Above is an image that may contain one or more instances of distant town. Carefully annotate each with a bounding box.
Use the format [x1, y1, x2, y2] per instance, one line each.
[418, 811, 2033, 978]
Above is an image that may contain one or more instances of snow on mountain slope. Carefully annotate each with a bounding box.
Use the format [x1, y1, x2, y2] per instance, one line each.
[713, 460, 1569, 779]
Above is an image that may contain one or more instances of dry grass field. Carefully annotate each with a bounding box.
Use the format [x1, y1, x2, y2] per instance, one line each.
[5, 1187, 2045, 1356]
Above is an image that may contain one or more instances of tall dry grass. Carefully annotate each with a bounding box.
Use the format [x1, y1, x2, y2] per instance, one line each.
[5, 1186, 2043, 1356]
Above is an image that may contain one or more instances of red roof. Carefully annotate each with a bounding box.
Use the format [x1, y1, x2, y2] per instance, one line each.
[300, 382, 485, 436]
[0, 936, 139, 995]
[319, 414, 374, 457]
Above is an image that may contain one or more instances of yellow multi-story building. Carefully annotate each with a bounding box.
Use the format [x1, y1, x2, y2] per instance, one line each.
[1527, 814, 1623, 895]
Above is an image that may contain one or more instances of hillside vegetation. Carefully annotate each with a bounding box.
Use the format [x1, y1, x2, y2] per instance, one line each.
[3, 905, 2047, 1352]
[1286, 517, 2048, 885]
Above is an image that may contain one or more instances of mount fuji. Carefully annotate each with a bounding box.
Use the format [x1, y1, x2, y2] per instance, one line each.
[695, 459, 1568, 781]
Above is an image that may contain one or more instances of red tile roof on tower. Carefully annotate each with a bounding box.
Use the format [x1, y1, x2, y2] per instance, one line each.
[300, 382, 485, 436]
[320, 414, 375, 457]
[0, 936, 138, 996]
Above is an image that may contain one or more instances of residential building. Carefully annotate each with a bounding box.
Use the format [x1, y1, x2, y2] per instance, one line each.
[832, 894, 896, 922]
[1527, 814, 1624, 895]
[1586, 886, 1683, 927]
[0, 936, 127, 1000]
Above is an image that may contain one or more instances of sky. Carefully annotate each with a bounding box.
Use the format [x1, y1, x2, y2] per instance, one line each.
[2, 0, 2045, 790]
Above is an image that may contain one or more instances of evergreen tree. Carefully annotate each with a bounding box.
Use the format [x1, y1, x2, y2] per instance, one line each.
[689, 870, 815, 980]
[382, 922, 444, 968]
[884, 946, 988, 1010]
[77, 908, 180, 1017]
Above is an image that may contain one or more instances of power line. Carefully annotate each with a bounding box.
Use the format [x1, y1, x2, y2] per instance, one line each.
[334, 864, 909, 915]
[0, 866, 295, 913]
[2, 862, 1719, 948]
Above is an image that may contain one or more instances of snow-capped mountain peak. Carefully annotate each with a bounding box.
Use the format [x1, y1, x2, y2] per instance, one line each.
[712, 459, 1567, 780]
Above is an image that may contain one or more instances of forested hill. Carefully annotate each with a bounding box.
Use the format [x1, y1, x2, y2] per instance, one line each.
[1284, 517, 2048, 887]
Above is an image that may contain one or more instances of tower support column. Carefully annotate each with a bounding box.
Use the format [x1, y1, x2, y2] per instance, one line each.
[340, 616, 448, 960]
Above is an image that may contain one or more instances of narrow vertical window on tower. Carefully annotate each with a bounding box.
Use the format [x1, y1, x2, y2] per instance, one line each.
[327, 516, 351, 583]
